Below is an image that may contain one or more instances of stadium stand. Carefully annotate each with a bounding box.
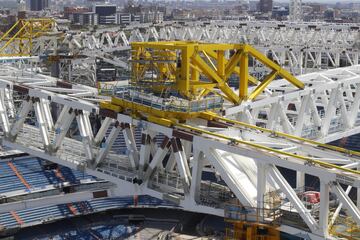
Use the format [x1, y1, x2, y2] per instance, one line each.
[0, 157, 98, 195]
[0, 195, 177, 231]
[35, 224, 137, 240]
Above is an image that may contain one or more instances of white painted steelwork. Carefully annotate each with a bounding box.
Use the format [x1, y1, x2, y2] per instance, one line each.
[0, 65, 357, 239]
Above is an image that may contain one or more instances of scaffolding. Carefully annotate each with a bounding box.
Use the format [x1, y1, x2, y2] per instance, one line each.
[224, 198, 281, 240]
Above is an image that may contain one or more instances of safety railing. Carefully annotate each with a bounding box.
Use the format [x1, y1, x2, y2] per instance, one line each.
[149, 171, 183, 192]
[225, 202, 281, 226]
[15, 125, 88, 166]
[199, 181, 234, 208]
[100, 85, 224, 113]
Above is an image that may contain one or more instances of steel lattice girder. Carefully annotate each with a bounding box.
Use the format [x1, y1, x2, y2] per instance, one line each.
[0, 18, 56, 57]
[0, 66, 357, 238]
[15, 20, 359, 77]
[226, 65, 360, 142]
[131, 41, 304, 104]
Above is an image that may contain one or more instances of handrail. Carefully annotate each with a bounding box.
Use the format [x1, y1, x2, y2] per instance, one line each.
[202, 112, 360, 159]
[173, 121, 360, 176]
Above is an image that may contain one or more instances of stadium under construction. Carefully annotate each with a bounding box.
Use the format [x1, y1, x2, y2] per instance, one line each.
[0, 17, 358, 239]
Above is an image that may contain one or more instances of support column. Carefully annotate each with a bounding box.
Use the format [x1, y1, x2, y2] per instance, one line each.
[0, 90, 10, 135]
[267, 102, 279, 130]
[294, 94, 310, 136]
[296, 171, 305, 189]
[165, 152, 176, 172]
[4, 88, 15, 118]
[138, 132, 152, 178]
[257, 162, 266, 221]
[122, 123, 139, 170]
[322, 88, 338, 136]
[143, 137, 171, 181]
[349, 84, 360, 127]
[354, 53, 359, 65]
[181, 139, 192, 160]
[40, 99, 54, 131]
[9, 98, 33, 140]
[34, 100, 50, 149]
[94, 121, 120, 166]
[171, 138, 191, 194]
[239, 51, 248, 100]
[82, 112, 94, 143]
[190, 150, 205, 203]
[76, 110, 94, 161]
[93, 117, 112, 145]
[319, 181, 330, 238]
[52, 107, 75, 151]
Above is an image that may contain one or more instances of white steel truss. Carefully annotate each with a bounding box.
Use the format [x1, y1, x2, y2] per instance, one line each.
[24, 21, 360, 77]
[227, 65, 360, 143]
[0, 65, 357, 239]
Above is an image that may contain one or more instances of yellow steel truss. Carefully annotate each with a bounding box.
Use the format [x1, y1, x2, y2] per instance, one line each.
[0, 18, 55, 57]
[131, 41, 304, 104]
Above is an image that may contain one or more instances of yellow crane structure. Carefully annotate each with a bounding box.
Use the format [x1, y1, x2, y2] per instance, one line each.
[130, 41, 304, 104]
[101, 41, 305, 122]
[0, 18, 55, 57]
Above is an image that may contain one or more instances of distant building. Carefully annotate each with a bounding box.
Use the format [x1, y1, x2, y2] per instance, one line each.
[259, 0, 272, 13]
[93, 4, 117, 25]
[324, 8, 335, 21]
[306, 3, 326, 13]
[79, 12, 98, 26]
[18, 0, 27, 19]
[272, 6, 289, 20]
[30, 0, 49, 11]
[249, 1, 259, 12]
[116, 13, 132, 25]
[140, 11, 163, 23]
[64, 7, 91, 18]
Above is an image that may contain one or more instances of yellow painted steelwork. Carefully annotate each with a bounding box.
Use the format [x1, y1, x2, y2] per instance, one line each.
[99, 95, 221, 122]
[100, 41, 360, 240]
[0, 18, 55, 57]
[172, 121, 360, 176]
[225, 221, 280, 240]
[99, 101, 360, 177]
[131, 41, 304, 104]
[330, 216, 360, 239]
[99, 41, 360, 177]
[224, 200, 281, 240]
[201, 112, 360, 158]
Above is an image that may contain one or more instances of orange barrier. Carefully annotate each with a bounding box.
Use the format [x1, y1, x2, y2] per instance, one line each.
[7, 162, 31, 190]
[67, 203, 78, 215]
[55, 167, 65, 181]
[10, 211, 24, 225]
